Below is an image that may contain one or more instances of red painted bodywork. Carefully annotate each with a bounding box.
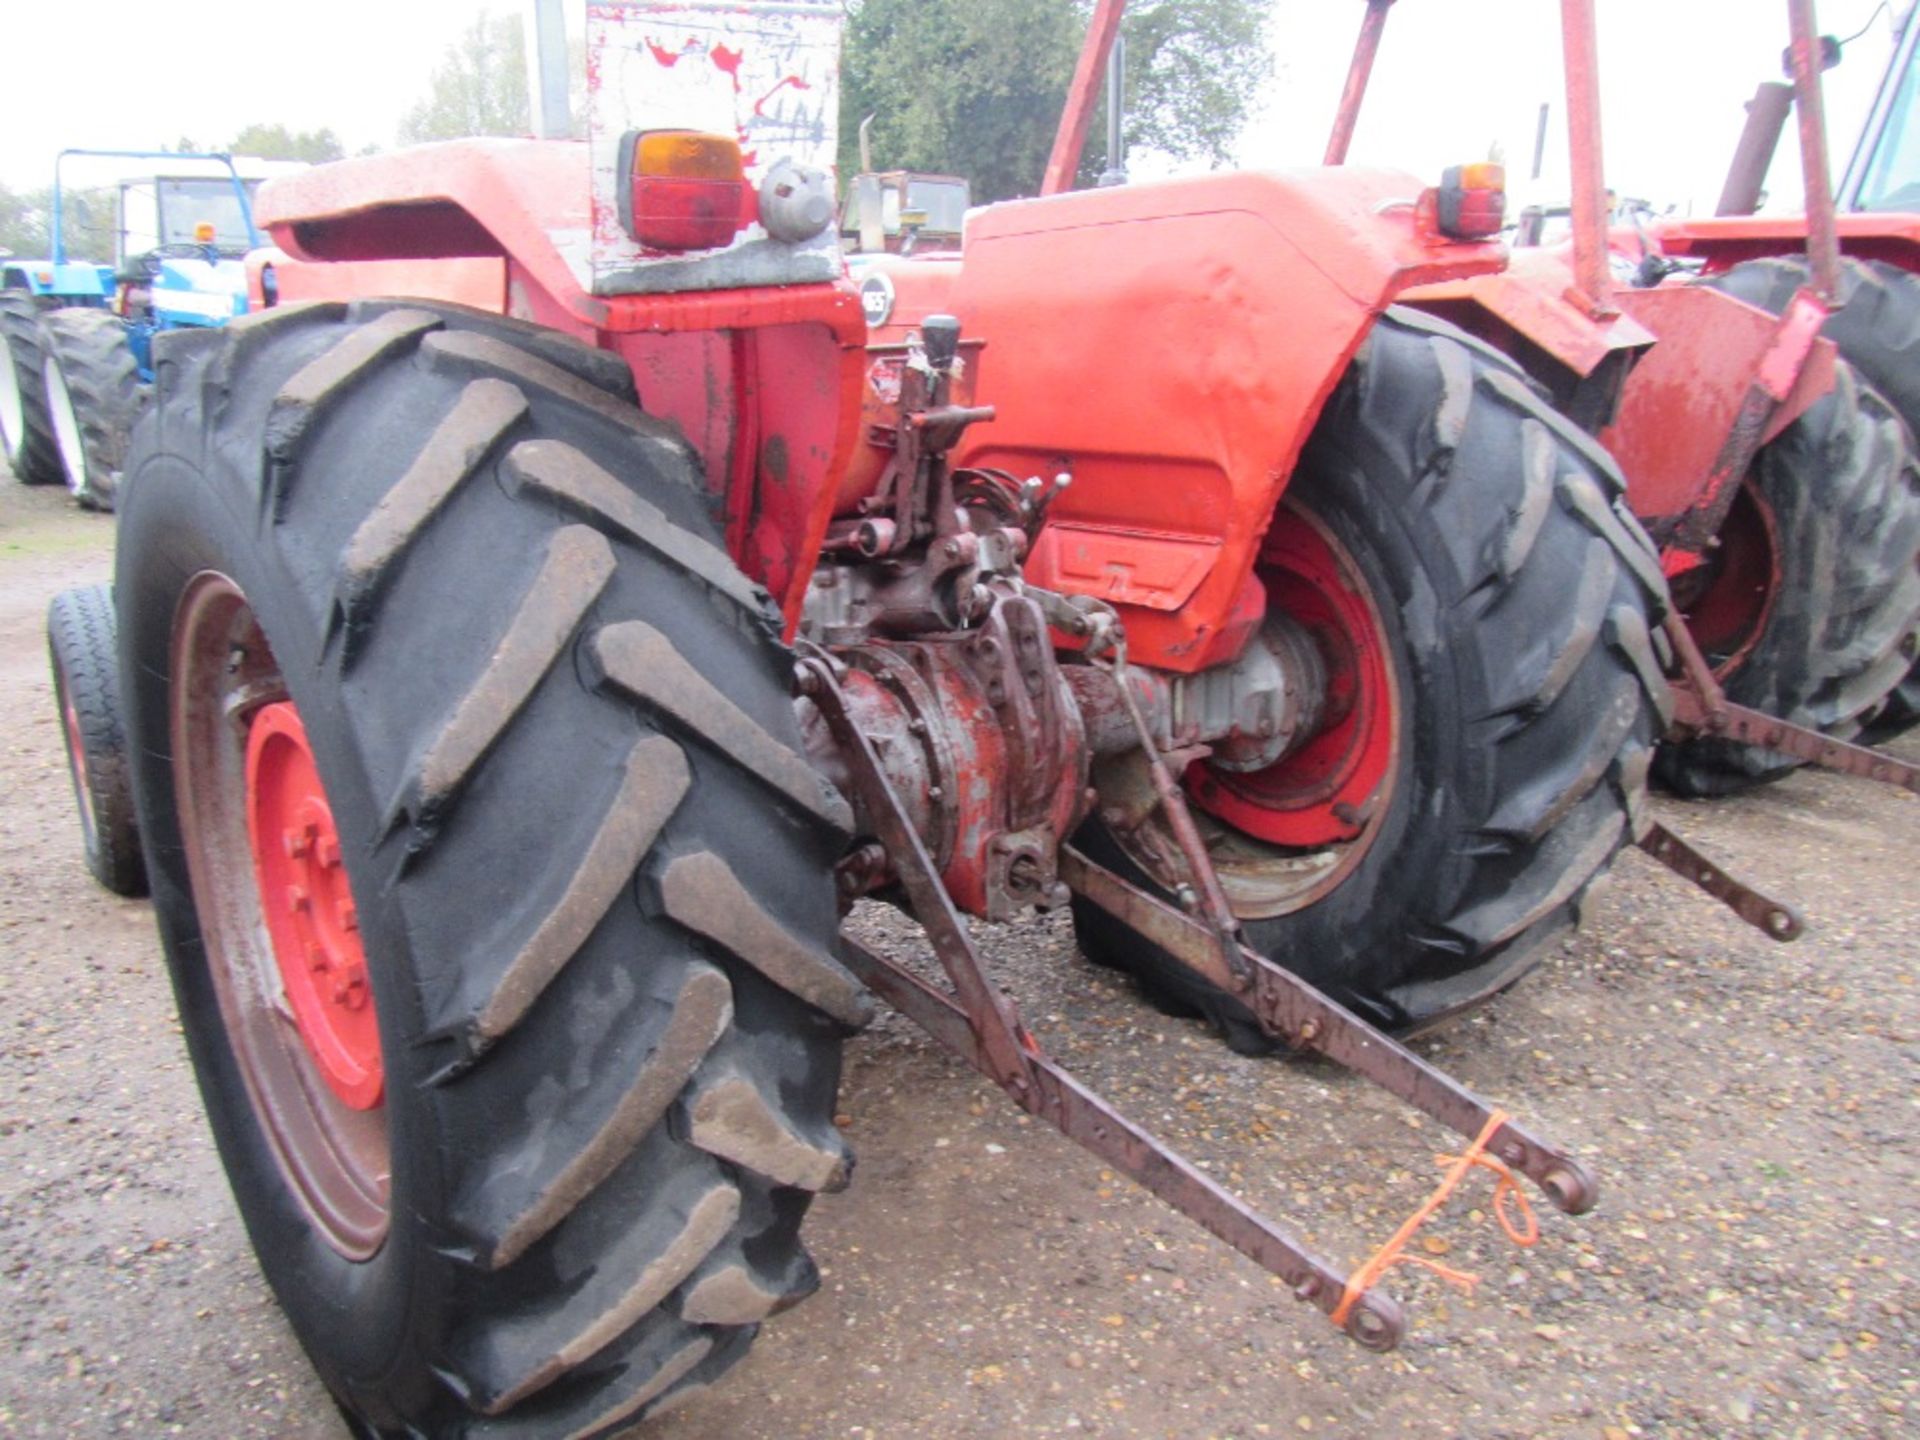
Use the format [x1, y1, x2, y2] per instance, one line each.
[1400, 246, 1654, 381]
[257, 141, 1500, 674]
[1652, 213, 1920, 275]
[1599, 286, 1835, 530]
[254, 139, 867, 630]
[936, 168, 1505, 671]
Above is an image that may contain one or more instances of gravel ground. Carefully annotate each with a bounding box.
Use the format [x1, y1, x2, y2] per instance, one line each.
[1, 472, 1915, 1439]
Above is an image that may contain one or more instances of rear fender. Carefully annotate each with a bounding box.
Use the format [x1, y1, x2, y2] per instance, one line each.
[253, 139, 868, 633]
[1399, 247, 1656, 431]
[1653, 214, 1920, 275]
[255, 140, 598, 323]
[941, 168, 1503, 672]
[1600, 285, 1836, 532]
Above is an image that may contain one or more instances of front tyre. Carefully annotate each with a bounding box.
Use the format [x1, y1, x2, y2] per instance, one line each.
[1072, 308, 1673, 1042]
[119, 301, 865, 1436]
[47, 584, 145, 896]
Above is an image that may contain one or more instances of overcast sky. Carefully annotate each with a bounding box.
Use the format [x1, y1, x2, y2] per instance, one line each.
[0, 1, 1901, 217]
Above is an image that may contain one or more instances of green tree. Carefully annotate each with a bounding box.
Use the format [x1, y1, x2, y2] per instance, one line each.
[0, 181, 47, 258]
[839, 0, 1270, 203]
[398, 10, 530, 144]
[168, 126, 345, 163]
[0, 182, 115, 261]
[1109, 0, 1268, 176]
[226, 123, 345, 164]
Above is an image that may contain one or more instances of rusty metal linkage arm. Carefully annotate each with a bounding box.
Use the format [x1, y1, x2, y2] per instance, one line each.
[801, 654, 1602, 1351]
[834, 932, 1407, 1349]
[1636, 823, 1805, 940]
[1060, 848, 1600, 1216]
[1664, 614, 1920, 794]
[804, 654, 1411, 1349]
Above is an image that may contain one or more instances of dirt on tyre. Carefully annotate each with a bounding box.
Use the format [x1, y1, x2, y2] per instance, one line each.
[1702, 256, 1920, 741]
[117, 300, 868, 1436]
[1, 291, 62, 483]
[1071, 306, 1673, 1043]
[48, 583, 146, 896]
[1654, 361, 1920, 796]
[40, 305, 142, 509]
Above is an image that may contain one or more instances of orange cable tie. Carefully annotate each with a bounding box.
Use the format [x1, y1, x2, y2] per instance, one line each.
[1328, 1108, 1540, 1329]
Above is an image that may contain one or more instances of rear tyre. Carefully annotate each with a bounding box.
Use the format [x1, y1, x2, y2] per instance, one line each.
[1703, 257, 1920, 741]
[1654, 362, 1920, 795]
[40, 306, 142, 509]
[0, 291, 61, 483]
[118, 301, 865, 1436]
[1071, 307, 1673, 1041]
[1705, 256, 1920, 439]
[47, 584, 145, 896]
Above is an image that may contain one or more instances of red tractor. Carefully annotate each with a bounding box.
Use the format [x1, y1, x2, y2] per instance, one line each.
[64, 1, 1821, 1434]
[1652, 0, 1920, 737]
[1380, 0, 1920, 800]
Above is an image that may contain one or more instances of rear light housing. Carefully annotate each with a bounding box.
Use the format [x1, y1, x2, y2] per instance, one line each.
[617, 129, 751, 251]
[1437, 162, 1506, 239]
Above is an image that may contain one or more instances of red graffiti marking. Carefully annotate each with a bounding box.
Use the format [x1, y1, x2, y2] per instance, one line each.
[711, 43, 744, 93]
[752, 73, 811, 118]
[645, 37, 682, 66]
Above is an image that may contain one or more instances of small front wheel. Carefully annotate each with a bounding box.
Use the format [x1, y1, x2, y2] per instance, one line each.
[47, 584, 145, 896]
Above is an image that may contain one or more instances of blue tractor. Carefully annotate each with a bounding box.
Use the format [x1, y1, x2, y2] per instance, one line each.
[0, 149, 263, 508]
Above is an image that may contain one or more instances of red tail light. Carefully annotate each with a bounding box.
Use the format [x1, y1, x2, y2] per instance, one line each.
[617, 129, 751, 251]
[1437, 162, 1506, 239]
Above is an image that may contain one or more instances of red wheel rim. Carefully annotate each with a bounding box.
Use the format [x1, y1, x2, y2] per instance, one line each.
[1187, 504, 1398, 851]
[245, 702, 383, 1111]
[61, 683, 97, 850]
[1670, 480, 1779, 679]
[171, 573, 390, 1259]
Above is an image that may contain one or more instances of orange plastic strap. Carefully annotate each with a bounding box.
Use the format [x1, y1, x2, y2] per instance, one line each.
[1328, 1109, 1539, 1329]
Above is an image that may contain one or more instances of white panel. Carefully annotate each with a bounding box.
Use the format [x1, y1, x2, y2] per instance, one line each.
[584, 1, 845, 295]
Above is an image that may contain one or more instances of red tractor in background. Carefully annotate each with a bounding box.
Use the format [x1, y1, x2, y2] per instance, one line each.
[1380, 0, 1920, 800]
[73, 0, 1686, 1432]
[1654, 0, 1920, 735]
